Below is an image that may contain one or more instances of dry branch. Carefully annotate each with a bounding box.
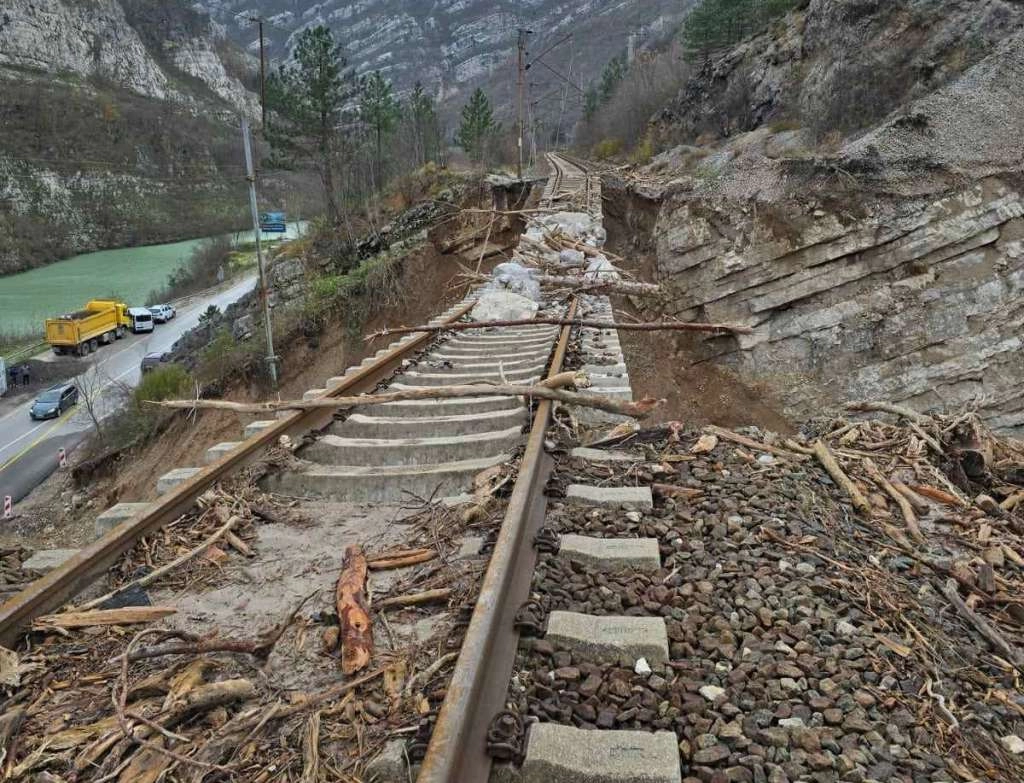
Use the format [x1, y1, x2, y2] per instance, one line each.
[156, 383, 664, 420]
[124, 594, 314, 662]
[378, 588, 452, 611]
[846, 400, 933, 424]
[704, 426, 808, 461]
[812, 440, 872, 517]
[337, 545, 373, 675]
[34, 607, 176, 630]
[942, 579, 1024, 673]
[73, 512, 239, 612]
[913, 484, 966, 507]
[652, 484, 705, 500]
[863, 460, 925, 543]
[366, 317, 752, 341]
[367, 549, 436, 570]
[299, 711, 322, 783]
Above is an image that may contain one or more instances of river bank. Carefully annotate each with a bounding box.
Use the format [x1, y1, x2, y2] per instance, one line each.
[0, 223, 306, 336]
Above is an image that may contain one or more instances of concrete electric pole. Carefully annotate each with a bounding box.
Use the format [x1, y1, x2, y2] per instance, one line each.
[241, 118, 279, 388]
[516, 29, 532, 180]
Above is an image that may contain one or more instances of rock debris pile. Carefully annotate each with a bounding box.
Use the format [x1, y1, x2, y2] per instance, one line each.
[502, 408, 1024, 783]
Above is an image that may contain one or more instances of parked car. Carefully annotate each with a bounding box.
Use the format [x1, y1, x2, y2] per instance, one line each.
[141, 352, 173, 374]
[148, 304, 176, 323]
[29, 383, 78, 420]
[128, 307, 154, 334]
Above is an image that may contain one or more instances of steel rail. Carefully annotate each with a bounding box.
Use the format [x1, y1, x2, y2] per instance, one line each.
[417, 298, 578, 783]
[545, 152, 597, 215]
[0, 301, 476, 645]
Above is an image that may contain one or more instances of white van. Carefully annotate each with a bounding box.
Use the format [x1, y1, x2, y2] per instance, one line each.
[128, 307, 155, 334]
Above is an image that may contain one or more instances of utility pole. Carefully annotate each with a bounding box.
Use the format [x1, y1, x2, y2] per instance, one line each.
[241, 15, 268, 129]
[516, 29, 531, 180]
[241, 118, 278, 388]
[258, 18, 267, 130]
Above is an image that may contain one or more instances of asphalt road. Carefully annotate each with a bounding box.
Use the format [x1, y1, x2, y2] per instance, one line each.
[0, 275, 256, 509]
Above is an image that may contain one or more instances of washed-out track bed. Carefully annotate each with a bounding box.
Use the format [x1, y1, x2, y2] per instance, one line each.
[0, 153, 647, 782]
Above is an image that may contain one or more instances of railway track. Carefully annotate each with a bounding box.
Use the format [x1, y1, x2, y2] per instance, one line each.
[0, 153, 661, 782]
[416, 154, 669, 783]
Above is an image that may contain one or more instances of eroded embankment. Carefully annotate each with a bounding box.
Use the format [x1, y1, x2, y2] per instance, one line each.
[601, 170, 1024, 437]
[601, 178, 793, 434]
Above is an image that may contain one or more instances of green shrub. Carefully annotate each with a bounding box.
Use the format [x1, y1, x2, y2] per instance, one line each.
[630, 135, 656, 165]
[592, 138, 624, 160]
[134, 365, 192, 408]
[768, 118, 803, 133]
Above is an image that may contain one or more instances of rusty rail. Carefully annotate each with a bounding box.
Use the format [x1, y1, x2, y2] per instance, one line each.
[417, 298, 578, 783]
[0, 301, 476, 645]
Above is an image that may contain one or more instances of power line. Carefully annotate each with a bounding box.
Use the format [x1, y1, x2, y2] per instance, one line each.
[530, 57, 584, 95]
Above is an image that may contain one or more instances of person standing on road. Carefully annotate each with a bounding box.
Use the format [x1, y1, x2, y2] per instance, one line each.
[20, 365, 30, 387]
[7, 365, 15, 389]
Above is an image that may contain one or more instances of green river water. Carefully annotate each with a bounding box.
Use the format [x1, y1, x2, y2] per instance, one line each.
[0, 224, 305, 335]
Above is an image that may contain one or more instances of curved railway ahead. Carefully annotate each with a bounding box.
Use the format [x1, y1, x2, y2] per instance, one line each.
[0, 153, 659, 783]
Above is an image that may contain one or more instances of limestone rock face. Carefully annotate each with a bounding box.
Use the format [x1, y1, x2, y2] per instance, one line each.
[0, 0, 170, 98]
[648, 178, 1024, 434]
[0, 0, 254, 108]
[196, 0, 689, 121]
[625, 6, 1024, 435]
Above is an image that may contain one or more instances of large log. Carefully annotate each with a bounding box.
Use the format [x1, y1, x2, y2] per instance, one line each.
[367, 317, 753, 340]
[459, 271, 662, 296]
[337, 545, 373, 675]
[157, 382, 665, 420]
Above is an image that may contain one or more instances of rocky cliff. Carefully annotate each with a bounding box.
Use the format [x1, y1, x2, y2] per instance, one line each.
[0, 0, 256, 109]
[0, 0, 264, 274]
[199, 0, 689, 121]
[614, 0, 1024, 434]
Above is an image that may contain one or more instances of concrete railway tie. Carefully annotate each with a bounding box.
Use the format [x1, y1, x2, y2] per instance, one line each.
[263, 321, 564, 503]
[515, 465, 682, 783]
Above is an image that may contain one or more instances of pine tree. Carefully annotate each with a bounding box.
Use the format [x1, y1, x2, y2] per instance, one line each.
[682, 0, 798, 59]
[583, 88, 601, 121]
[265, 25, 358, 221]
[457, 88, 497, 163]
[408, 81, 441, 166]
[599, 55, 628, 103]
[360, 71, 400, 187]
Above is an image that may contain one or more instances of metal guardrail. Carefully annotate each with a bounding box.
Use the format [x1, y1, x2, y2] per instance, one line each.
[0, 300, 475, 645]
[2, 341, 48, 367]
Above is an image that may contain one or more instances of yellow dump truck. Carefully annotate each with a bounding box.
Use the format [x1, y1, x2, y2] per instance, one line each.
[45, 300, 131, 356]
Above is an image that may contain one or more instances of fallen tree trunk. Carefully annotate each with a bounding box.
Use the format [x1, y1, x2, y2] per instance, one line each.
[459, 272, 662, 296]
[337, 545, 373, 675]
[367, 317, 753, 341]
[156, 383, 665, 420]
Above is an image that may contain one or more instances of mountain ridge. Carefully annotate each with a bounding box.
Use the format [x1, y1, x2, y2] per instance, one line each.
[201, 0, 691, 123]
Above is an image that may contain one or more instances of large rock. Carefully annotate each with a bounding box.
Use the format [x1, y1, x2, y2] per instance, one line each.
[490, 262, 542, 302]
[471, 291, 539, 322]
